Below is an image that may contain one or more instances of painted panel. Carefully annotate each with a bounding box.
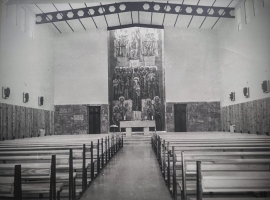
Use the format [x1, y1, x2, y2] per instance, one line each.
[108, 27, 165, 131]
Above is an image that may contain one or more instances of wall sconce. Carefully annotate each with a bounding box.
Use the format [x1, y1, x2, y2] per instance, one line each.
[2, 87, 10, 99]
[23, 93, 29, 103]
[229, 92, 235, 101]
[262, 80, 270, 93]
[38, 96, 44, 106]
[243, 87, 249, 98]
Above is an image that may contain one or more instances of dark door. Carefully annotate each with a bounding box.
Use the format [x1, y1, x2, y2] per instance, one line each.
[174, 104, 187, 132]
[88, 106, 101, 134]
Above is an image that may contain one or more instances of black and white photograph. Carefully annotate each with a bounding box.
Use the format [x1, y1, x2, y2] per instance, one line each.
[0, 0, 270, 199]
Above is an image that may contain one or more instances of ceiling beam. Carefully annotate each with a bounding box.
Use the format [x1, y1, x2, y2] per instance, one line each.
[35, 2, 235, 25]
[107, 23, 163, 31]
[7, 0, 217, 5]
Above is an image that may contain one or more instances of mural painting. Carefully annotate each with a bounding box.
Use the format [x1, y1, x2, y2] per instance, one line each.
[108, 27, 165, 131]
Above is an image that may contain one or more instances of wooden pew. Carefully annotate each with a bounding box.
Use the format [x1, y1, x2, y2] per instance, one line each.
[152, 132, 270, 199]
[152, 132, 270, 171]
[194, 161, 270, 200]
[0, 146, 89, 199]
[0, 134, 123, 199]
[176, 153, 270, 200]
[0, 136, 123, 199]
[0, 158, 64, 200]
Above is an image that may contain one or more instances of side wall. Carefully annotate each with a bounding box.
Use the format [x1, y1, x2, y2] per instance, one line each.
[0, 5, 55, 140]
[219, 3, 270, 107]
[0, 5, 55, 110]
[218, 2, 270, 134]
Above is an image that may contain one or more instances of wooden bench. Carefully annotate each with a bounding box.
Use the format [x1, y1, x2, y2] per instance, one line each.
[0, 146, 91, 199]
[0, 134, 124, 199]
[176, 155, 270, 200]
[0, 160, 64, 200]
[152, 132, 270, 200]
[194, 161, 270, 200]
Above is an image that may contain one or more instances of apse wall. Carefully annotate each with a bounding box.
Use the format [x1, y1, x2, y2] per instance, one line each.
[218, 2, 270, 134]
[53, 26, 221, 133]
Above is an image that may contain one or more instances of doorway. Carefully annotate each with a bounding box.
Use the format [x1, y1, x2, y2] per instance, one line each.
[88, 106, 101, 134]
[174, 104, 187, 132]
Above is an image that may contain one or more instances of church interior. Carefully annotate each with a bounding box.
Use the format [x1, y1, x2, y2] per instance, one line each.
[0, 0, 270, 199]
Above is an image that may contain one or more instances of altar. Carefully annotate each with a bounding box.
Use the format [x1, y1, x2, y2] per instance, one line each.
[120, 120, 156, 137]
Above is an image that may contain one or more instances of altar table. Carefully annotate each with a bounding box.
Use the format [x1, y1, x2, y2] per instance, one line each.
[120, 120, 156, 137]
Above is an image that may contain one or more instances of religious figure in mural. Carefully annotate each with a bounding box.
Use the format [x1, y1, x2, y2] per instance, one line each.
[118, 67, 124, 97]
[142, 33, 150, 56]
[147, 67, 156, 99]
[132, 77, 141, 111]
[122, 67, 129, 100]
[146, 98, 154, 120]
[127, 67, 133, 100]
[141, 32, 158, 57]
[129, 35, 139, 60]
[118, 96, 127, 121]
[112, 106, 122, 127]
[153, 66, 160, 97]
[139, 67, 145, 99]
[143, 67, 150, 99]
[112, 67, 124, 100]
[132, 67, 140, 80]
[118, 35, 129, 57]
[153, 96, 162, 131]
[114, 35, 121, 58]
[149, 33, 157, 56]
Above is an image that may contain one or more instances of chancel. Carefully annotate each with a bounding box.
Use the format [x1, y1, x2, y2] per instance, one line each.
[0, 0, 270, 199]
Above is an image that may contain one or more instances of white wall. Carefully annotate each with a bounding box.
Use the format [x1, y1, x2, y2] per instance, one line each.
[164, 27, 220, 102]
[0, 4, 55, 110]
[218, 1, 270, 107]
[53, 28, 108, 105]
[54, 27, 220, 105]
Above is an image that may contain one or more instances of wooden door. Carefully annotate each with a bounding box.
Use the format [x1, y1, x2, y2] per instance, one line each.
[88, 106, 101, 134]
[174, 104, 187, 132]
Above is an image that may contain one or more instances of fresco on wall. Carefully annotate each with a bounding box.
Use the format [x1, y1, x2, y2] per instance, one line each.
[108, 27, 165, 131]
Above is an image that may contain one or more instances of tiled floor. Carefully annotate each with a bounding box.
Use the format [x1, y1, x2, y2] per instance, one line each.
[80, 143, 172, 200]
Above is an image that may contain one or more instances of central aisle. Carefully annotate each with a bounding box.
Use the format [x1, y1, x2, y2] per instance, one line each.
[81, 142, 172, 200]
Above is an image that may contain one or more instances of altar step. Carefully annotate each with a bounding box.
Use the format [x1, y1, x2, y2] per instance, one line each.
[123, 135, 152, 145]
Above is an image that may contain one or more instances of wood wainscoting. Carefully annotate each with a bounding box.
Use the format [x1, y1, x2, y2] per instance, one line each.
[221, 97, 270, 135]
[0, 103, 54, 141]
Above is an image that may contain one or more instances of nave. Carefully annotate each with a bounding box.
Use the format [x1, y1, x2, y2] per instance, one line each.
[1, 131, 270, 200]
[81, 138, 171, 200]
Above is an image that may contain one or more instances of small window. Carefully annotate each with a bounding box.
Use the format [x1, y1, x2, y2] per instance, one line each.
[20, 7, 26, 32]
[244, 0, 250, 24]
[236, 8, 242, 31]
[28, 15, 35, 38]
